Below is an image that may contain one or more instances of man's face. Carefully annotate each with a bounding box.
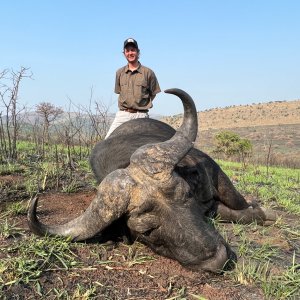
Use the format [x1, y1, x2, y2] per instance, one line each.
[124, 45, 139, 64]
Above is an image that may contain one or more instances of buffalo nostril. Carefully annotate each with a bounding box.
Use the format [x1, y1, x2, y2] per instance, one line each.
[199, 244, 237, 273]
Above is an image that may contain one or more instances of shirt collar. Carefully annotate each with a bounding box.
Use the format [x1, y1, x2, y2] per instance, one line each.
[125, 62, 142, 73]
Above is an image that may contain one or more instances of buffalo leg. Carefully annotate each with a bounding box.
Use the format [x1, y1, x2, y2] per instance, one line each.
[215, 201, 276, 225]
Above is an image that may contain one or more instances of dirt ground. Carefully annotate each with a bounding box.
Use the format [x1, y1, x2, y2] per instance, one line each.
[1, 190, 277, 300]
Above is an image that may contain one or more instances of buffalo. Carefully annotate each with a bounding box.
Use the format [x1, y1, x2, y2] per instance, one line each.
[28, 89, 275, 273]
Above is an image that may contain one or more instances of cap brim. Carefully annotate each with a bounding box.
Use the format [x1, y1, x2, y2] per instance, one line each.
[124, 42, 138, 48]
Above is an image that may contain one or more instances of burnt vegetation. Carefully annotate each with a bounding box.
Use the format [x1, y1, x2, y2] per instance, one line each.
[0, 68, 299, 299]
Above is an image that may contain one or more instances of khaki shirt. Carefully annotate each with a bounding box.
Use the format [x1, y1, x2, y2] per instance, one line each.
[115, 63, 161, 111]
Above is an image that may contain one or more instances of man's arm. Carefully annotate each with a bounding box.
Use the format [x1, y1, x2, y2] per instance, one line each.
[149, 71, 161, 100]
[115, 71, 121, 94]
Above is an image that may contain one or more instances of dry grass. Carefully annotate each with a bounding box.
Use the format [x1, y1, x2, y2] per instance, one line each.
[163, 99, 300, 167]
[164, 99, 300, 130]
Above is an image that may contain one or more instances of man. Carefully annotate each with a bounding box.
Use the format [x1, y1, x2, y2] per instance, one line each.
[105, 38, 161, 138]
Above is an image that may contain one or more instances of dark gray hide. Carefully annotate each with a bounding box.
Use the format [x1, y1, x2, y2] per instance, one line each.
[28, 89, 275, 273]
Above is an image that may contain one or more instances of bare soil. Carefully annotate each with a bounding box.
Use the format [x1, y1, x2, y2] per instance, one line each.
[0, 166, 300, 300]
[0, 191, 268, 300]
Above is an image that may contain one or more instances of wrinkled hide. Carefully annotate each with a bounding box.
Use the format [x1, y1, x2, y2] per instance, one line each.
[28, 88, 276, 273]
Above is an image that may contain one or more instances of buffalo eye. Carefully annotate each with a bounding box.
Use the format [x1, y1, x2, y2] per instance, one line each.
[142, 228, 155, 237]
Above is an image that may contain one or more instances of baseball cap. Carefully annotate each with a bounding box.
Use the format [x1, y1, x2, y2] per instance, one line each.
[124, 38, 139, 49]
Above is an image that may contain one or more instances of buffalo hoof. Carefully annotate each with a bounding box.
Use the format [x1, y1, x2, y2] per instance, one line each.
[260, 207, 278, 226]
[248, 200, 278, 226]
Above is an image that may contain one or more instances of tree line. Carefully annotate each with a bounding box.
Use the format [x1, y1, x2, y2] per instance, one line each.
[0, 67, 111, 163]
[1, 67, 295, 170]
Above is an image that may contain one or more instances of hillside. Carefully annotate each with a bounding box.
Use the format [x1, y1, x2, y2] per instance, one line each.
[163, 99, 300, 130]
[163, 99, 300, 167]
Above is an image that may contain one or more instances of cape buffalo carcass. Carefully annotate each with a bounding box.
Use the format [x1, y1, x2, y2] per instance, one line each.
[28, 88, 276, 273]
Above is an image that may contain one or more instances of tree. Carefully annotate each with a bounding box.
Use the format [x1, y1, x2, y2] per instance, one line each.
[0, 67, 32, 161]
[36, 102, 64, 143]
[36, 102, 63, 157]
[213, 131, 252, 167]
[238, 138, 253, 168]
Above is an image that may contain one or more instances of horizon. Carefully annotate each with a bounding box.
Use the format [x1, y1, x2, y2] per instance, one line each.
[7, 97, 299, 121]
[1, 1, 300, 116]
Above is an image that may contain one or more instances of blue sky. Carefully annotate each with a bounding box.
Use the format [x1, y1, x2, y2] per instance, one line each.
[1, 0, 300, 116]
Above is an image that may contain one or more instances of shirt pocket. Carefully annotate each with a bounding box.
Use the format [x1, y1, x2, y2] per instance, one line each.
[135, 79, 149, 99]
[119, 75, 129, 104]
[120, 75, 128, 87]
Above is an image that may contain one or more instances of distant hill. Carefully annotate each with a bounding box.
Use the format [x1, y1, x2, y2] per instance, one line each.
[2, 99, 298, 167]
[163, 100, 300, 130]
[162, 99, 300, 167]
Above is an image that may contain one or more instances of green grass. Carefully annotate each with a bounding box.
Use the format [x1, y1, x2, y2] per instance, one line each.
[123, 243, 156, 267]
[262, 253, 300, 299]
[5, 201, 28, 216]
[217, 160, 300, 214]
[0, 163, 24, 176]
[0, 234, 79, 291]
[1, 142, 299, 299]
[0, 217, 24, 239]
[210, 160, 300, 300]
[1, 140, 94, 201]
[226, 253, 300, 300]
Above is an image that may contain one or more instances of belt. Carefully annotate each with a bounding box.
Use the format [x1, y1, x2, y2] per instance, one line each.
[121, 108, 149, 113]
